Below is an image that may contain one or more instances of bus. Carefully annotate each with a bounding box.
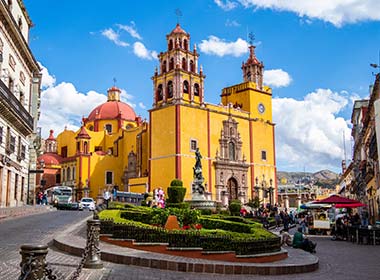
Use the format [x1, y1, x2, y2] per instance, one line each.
[44, 186, 78, 210]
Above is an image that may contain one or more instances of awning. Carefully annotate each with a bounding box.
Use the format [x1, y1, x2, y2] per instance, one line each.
[335, 202, 367, 208]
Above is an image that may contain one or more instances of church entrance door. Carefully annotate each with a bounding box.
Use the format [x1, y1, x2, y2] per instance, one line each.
[227, 178, 238, 201]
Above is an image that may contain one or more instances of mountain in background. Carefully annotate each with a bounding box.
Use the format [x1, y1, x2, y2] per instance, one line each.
[277, 169, 339, 189]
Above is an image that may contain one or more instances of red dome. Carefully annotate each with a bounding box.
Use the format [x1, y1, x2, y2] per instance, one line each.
[87, 101, 136, 122]
[170, 23, 187, 34]
[38, 153, 62, 166]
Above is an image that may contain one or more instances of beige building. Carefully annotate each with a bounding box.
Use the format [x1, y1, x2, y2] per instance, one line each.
[0, 1, 41, 207]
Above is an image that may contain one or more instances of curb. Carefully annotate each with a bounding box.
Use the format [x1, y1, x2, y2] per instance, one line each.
[53, 219, 319, 276]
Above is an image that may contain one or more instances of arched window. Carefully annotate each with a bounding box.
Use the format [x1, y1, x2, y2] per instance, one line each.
[194, 83, 200, 96]
[156, 84, 163, 101]
[67, 167, 71, 181]
[183, 39, 188, 50]
[62, 169, 66, 182]
[76, 142, 80, 152]
[88, 125, 94, 131]
[230, 127, 234, 136]
[168, 39, 173, 50]
[169, 58, 174, 70]
[182, 57, 187, 71]
[190, 60, 194, 72]
[167, 81, 173, 98]
[72, 167, 76, 181]
[229, 142, 235, 161]
[126, 124, 133, 130]
[183, 81, 189, 94]
[246, 71, 251, 81]
[84, 141, 88, 154]
[162, 61, 167, 73]
[105, 124, 112, 134]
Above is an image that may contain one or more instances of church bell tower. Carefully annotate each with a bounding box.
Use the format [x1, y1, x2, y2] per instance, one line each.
[151, 24, 205, 107]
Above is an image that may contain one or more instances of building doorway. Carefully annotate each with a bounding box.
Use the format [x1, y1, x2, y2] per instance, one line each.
[227, 177, 238, 201]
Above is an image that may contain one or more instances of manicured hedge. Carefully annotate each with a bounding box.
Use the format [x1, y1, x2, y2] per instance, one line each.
[167, 186, 186, 203]
[200, 217, 252, 233]
[105, 219, 281, 255]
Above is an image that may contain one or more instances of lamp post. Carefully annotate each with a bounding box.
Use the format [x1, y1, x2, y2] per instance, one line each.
[254, 177, 260, 197]
[268, 178, 274, 206]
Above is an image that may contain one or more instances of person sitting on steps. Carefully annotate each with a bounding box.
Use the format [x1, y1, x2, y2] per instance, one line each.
[292, 227, 317, 253]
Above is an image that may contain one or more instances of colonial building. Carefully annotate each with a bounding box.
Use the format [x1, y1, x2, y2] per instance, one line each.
[0, 1, 41, 208]
[39, 24, 277, 205]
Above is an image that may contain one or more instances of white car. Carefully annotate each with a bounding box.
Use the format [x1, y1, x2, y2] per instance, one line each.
[79, 197, 96, 211]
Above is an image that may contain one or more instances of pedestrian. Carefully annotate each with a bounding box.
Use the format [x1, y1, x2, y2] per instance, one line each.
[103, 189, 111, 208]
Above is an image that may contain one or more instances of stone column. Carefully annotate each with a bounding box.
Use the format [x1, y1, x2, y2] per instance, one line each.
[284, 195, 289, 210]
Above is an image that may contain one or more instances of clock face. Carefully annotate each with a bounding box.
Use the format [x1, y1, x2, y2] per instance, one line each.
[258, 103, 265, 114]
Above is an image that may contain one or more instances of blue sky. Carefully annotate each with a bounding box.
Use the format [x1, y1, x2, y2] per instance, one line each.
[24, 0, 380, 173]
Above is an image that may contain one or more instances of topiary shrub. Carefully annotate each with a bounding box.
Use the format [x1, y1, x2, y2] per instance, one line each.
[229, 199, 242, 216]
[167, 179, 186, 203]
[170, 179, 184, 187]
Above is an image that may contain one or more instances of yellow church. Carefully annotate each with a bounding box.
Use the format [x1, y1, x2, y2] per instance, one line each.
[38, 24, 277, 206]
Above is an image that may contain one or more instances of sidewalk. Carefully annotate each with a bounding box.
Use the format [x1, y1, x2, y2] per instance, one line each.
[53, 218, 319, 277]
[0, 204, 56, 221]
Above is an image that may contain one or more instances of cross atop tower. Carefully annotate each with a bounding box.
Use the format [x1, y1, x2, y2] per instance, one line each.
[175, 8, 182, 24]
[248, 32, 255, 46]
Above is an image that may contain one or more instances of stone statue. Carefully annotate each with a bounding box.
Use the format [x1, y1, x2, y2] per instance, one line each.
[192, 148, 205, 196]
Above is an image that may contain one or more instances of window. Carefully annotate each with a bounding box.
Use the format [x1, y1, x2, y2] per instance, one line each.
[88, 125, 94, 131]
[72, 167, 76, 181]
[21, 145, 26, 159]
[67, 167, 71, 181]
[194, 83, 200, 96]
[190, 139, 198, 152]
[162, 61, 167, 73]
[229, 142, 235, 161]
[190, 60, 194, 72]
[183, 39, 188, 50]
[183, 81, 189, 94]
[8, 54, 16, 70]
[9, 136, 15, 153]
[169, 57, 174, 70]
[18, 17, 22, 30]
[182, 57, 187, 71]
[14, 174, 18, 200]
[126, 124, 133, 129]
[62, 169, 66, 182]
[105, 124, 112, 134]
[76, 142, 80, 152]
[167, 81, 173, 98]
[261, 150, 267, 161]
[156, 84, 163, 101]
[84, 141, 88, 154]
[106, 171, 113, 185]
[20, 71, 25, 85]
[95, 146, 102, 152]
[168, 39, 173, 50]
[61, 146, 68, 158]
[0, 127, 2, 144]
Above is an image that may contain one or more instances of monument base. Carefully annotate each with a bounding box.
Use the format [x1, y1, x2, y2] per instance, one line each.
[186, 196, 217, 211]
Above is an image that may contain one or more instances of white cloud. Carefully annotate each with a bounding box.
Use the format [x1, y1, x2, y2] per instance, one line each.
[38, 67, 139, 138]
[101, 28, 129, 47]
[133, 42, 158, 60]
[273, 88, 354, 171]
[214, 0, 238, 11]
[38, 63, 56, 89]
[225, 19, 241, 27]
[237, 0, 380, 27]
[198, 36, 249, 57]
[139, 102, 146, 109]
[117, 22, 142, 40]
[264, 69, 292, 88]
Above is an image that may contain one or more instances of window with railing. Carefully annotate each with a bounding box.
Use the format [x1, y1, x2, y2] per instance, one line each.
[9, 136, 15, 153]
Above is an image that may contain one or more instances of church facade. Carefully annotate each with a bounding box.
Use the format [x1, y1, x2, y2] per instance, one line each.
[38, 24, 277, 205]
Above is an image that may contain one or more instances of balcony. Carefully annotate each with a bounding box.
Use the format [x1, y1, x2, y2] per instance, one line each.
[0, 79, 33, 135]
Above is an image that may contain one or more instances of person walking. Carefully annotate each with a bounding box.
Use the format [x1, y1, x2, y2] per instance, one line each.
[103, 189, 111, 208]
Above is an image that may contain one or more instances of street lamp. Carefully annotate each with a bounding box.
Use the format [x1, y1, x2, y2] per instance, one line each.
[254, 177, 260, 196]
[268, 178, 274, 206]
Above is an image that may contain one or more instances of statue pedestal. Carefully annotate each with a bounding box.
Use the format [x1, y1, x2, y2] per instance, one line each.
[186, 192, 217, 211]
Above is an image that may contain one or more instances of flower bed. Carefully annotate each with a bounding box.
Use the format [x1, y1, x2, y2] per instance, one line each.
[99, 209, 281, 255]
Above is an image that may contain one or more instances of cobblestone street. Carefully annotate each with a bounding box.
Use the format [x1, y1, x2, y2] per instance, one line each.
[99, 236, 380, 280]
[0, 209, 103, 280]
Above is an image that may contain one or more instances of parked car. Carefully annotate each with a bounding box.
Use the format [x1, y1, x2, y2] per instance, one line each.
[79, 197, 96, 211]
